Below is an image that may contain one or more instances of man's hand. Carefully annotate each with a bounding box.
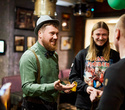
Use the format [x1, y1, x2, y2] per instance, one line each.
[54, 80, 75, 91]
[89, 89, 103, 102]
[63, 83, 73, 93]
[86, 86, 95, 94]
[86, 86, 103, 102]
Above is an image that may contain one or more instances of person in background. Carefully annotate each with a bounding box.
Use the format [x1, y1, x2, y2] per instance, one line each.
[69, 21, 120, 110]
[0, 83, 11, 110]
[19, 15, 75, 110]
[96, 14, 125, 110]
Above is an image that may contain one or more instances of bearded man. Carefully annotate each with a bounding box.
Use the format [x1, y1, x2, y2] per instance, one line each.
[19, 15, 75, 110]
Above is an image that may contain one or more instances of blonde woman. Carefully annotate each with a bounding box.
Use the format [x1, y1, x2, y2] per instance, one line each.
[69, 21, 120, 110]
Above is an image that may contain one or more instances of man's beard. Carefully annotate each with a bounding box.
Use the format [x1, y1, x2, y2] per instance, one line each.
[43, 40, 57, 51]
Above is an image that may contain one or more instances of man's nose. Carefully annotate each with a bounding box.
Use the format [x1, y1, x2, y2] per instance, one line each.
[99, 35, 103, 40]
[53, 34, 58, 39]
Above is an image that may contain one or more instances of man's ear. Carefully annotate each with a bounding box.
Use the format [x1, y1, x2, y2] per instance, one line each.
[38, 30, 43, 39]
[115, 28, 120, 40]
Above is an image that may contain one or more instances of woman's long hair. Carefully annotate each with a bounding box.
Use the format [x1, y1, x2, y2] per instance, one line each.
[86, 21, 110, 61]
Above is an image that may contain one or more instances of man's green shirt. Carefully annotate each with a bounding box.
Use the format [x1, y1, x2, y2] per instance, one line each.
[19, 41, 59, 102]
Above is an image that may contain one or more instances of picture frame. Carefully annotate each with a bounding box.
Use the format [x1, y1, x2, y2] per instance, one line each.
[84, 17, 119, 50]
[60, 36, 73, 50]
[107, 23, 116, 50]
[15, 7, 35, 30]
[0, 39, 6, 55]
[27, 36, 36, 49]
[61, 13, 70, 31]
[14, 35, 25, 52]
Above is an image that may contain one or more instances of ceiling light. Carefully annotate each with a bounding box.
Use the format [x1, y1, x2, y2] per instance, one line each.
[34, 0, 57, 17]
[56, 0, 77, 7]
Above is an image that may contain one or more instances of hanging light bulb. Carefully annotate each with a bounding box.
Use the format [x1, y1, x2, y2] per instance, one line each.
[34, 0, 57, 17]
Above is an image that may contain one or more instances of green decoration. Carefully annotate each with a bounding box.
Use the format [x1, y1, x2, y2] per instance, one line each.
[108, 0, 125, 10]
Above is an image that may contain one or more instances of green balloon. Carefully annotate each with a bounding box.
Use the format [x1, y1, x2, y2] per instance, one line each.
[108, 0, 125, 10]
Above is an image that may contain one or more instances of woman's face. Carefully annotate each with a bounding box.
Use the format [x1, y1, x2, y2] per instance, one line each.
[92, 28, 109, 46]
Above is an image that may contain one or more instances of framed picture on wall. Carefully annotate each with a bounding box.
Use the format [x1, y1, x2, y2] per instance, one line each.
[107, 23, 116, 50]
[15, 7, 35, 30]
[0, 39, 6, 55]
[60, 36, 73, 50]
[61, 13, 70, 31]
[84, 17, 119, 50]
[27, 36, 36, 49]
[14, 35, 25, 52]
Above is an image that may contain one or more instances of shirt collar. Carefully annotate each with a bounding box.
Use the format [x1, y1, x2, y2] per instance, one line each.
[37, 41, 47, 53]
[36, 41, 55, 58]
